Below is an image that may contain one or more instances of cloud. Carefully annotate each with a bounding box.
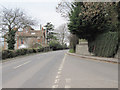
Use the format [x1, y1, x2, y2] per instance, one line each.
[1, 0, 61, 2]
[0, 1, 67, 29]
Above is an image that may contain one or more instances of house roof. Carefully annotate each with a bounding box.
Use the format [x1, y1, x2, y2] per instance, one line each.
[16, 25, 45, 37]
[16, 30, 43, 37]
[23, 26, 34, 30]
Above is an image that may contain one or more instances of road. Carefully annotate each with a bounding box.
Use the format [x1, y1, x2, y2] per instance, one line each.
[2, 50, 118, 88]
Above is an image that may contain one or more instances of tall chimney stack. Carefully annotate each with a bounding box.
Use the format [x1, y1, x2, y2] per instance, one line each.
[40, 24, 42, 30]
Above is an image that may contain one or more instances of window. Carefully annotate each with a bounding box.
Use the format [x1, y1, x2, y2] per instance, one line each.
[21, 39, 24, 44]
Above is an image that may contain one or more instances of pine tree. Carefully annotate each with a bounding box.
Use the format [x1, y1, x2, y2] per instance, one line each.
[68, 2, 117, 41]
[44, 22, 57, 44]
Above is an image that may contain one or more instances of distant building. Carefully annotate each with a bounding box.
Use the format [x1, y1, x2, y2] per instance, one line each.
[3, 26, 47, 50]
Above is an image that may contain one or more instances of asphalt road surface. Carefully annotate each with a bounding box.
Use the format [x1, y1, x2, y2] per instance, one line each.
[2, 50, 118, 88]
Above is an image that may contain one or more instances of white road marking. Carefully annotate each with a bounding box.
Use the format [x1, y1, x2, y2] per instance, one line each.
[52, 85, 58, 88]
[54, 79, 60, 84]
[58, 54, 66, 71]
[52, 54, 67, 88]
[14, 61, 31, 69]
[56, 75, 60, 79]
[57, 71, 61, 74]
[59, 68, 62, 71]
[65, 85, 71, 88]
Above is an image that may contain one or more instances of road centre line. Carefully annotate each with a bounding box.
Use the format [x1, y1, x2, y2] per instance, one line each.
[57, 71, 61, 74]
[52, 85, 58, 88]
[58, 68, 62, 71]
[56, 75, 61, 79]
[13, 61, 31, 69]
[54, 79, 60, 84]
[52, 54, 67, 88]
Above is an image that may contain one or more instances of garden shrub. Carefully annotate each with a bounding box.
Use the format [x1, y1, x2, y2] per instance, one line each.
[2, 45, 68, 60]
[49, 41, 63, 51]
[33, 48, 38, 53]
[28, 48, 34, 54]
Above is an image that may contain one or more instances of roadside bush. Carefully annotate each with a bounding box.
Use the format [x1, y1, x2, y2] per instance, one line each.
[33, 48, 38, 53]
[27, 48, 33, 54]
[37, 48, 44, 52]
[49, 40, 64, 50]
[2, 50, 9, 59]
[15, 49, 21, 56]
[2, 45, 68, 60]
[22, 49, 28, 55]
[9, 50, 16, 58]
[15, 48, 28, 56]
[2, 50, 16, 59]
[62, 44, 69, 49]
[69, 49, 75, 53]
[20, 49, 26, 55]
[45, 47, 51, 52]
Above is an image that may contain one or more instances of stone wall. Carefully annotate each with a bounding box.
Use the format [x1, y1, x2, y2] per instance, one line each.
[76, 42, 90, 56]
[76, 42, 119, 58]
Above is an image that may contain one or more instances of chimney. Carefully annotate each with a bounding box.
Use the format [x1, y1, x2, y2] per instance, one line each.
[40, 24, 42, 30]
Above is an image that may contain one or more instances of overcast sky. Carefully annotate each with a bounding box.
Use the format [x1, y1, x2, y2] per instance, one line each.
[0, 0, 67, 29]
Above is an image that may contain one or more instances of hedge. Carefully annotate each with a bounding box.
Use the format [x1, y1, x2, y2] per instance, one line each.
[88, 32, 119, 57]
[2, 46, 68, 60]
[2, 47, 50, 60]
[49, 41, 68, 51]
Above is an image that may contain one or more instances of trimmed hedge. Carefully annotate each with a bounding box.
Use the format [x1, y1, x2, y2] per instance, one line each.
[2, 47, 50, 60]
[88, 32, 119, 57]
[49, 41, 68, 51]
[2, 46, 68, 60]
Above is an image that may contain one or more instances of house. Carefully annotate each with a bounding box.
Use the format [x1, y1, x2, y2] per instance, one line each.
[3, 26, 47, 50]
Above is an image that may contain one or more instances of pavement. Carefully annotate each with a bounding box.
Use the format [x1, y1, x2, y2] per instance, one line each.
[67, 52, 119, 64]
[2, 50, 118, 88]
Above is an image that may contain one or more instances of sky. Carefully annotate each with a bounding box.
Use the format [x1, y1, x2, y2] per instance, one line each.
[0, 0, 67, 30]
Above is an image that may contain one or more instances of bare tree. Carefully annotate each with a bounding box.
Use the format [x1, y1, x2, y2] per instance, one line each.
[56, 0, 73, 20]
[1, 8, 37, 50]
[1, 8, 36, 33]
[55, 23, 69, 45]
